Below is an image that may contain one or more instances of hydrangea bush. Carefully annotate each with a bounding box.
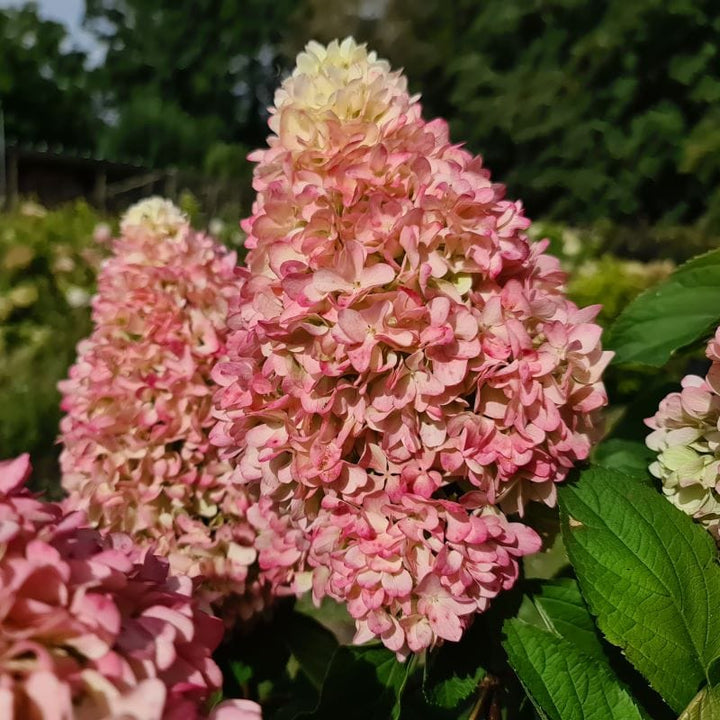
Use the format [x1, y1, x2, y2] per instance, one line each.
[211, 38, 611, 656]
[3, 35, 720, 720]
[0, 454, 260, 720]
[58, 198, 267, 617]
[646, 327, 720, 539]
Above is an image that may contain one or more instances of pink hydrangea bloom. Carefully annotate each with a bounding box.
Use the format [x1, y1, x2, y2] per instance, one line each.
[647, 327, 720, 539]
[59, 198, 276, 617]
[0, 454, 261, 720]
[310, 493, 540, 659]
[212, 38, 611, 654]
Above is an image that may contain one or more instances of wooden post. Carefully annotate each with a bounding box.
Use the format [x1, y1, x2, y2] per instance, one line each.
[7, 149, 18, 208]
[165, 167, 178, 200]
[210, 182, 220, 217]
[93, 167, 107, 210]
[0, 106, 6, 209]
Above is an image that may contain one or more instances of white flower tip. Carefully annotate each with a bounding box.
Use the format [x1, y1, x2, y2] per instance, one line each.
[121, 197, 188, 235]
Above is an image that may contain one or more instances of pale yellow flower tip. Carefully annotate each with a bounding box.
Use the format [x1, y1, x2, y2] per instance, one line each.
[269, 37, 418, 145]
[121, 197, 188, 235]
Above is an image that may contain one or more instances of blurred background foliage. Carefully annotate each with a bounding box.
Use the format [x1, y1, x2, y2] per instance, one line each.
[3, 0, 720, 228]
[0, 3, 96, 149]
[1, 0, 720, 472]
[0, 201, 106, 489]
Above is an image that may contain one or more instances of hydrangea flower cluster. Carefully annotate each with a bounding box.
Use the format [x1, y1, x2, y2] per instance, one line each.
[646, 327, 720, 539]
[0, 453, 261, 720]
[59, 198, 276, 616]
[212, 38, 611, 656]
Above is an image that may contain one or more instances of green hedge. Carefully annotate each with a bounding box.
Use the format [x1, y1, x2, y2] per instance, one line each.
[0, 200, 107, 492]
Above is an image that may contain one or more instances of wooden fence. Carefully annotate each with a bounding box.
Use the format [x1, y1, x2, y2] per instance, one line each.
[0, 145, 248, 217]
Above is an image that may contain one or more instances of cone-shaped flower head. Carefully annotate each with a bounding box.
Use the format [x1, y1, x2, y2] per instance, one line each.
[0, 454, 261, 720]
[120, 196, 188, 236]
[212, 38, 611, 656]
[647, 327, 720, 539]
[59, 198, 273, 618]
[268, 38, 419, 151]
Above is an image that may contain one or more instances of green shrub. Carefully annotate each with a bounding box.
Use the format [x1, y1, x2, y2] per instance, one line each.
[530, 221, 676, 327]
[568, 255, 674, 327]
[0, 200, 108, 492]
[532, 218, 720, 266]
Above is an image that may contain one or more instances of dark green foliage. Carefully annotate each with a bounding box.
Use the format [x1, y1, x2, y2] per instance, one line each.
[299, 645, 411, 720]
[99, 93, 225, 168]
[0, 201, 105, 493]
[447, 0, 720, 224]
[0, 2, 98, 150]
[5, 0, 720, 229]
[607, 248, 720, 366]
[559, 466, 720, 713]
[214, 601, 325, 720]
[83, 0, 302, 167]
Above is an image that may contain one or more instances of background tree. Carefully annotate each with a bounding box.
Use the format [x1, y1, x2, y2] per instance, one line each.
[84, 0, 302, 168]
[0, 2, 97, 150]
[99, 92, 223, 167]
[447, 0, 720, 224]
[3, 0, 720, 227]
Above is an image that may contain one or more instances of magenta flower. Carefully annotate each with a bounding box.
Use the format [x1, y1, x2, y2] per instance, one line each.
[0, 454, 260, 720]
[58, 199, 287, 617]
[212, 38, 611, 654]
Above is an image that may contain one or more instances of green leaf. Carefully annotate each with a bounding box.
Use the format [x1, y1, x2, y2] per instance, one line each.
[608, 379, 680, 445]
[592, 438, 655, 477]
[531, 579, 607, 663]
[284, 612, 339, 690]
[679, 686, 720, 720]
[229, 659, 253, 685]
[606, 248, 720, 366]
[299, 645, 412, 720]
[420, 584, 529, 718]
[559, 466, 720, 712]
[504, 619, 647, 720]
[423, 633, 486, 709]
